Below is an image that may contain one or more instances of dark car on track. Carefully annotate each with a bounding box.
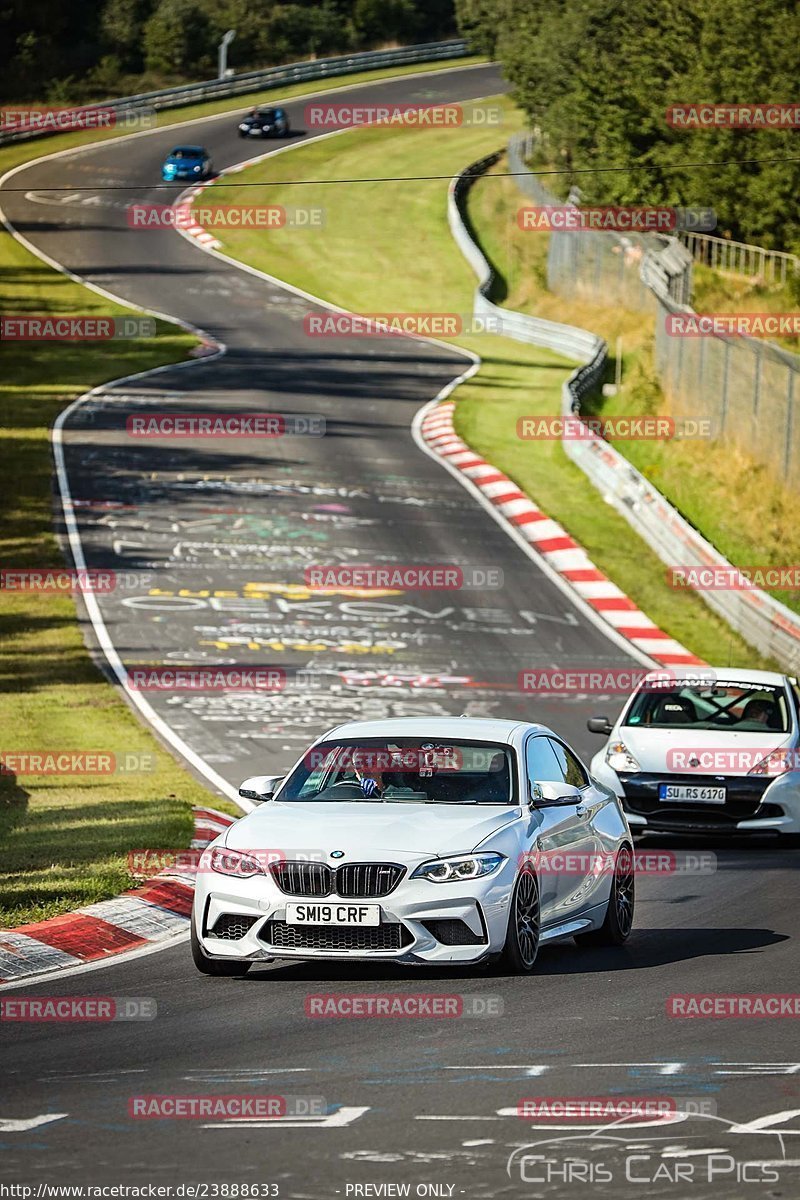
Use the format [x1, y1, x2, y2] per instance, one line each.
[237, 107, 291, 138]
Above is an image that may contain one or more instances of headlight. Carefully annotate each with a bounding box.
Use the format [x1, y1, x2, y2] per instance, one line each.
[606, 741, 641, 773]
[204, 846, 265, 878]
[748, 748, 799, 777]
[411, 853, 505, 883]
[193, 164, 202, 172]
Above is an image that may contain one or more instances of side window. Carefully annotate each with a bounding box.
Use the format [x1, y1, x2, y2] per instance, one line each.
[548, 739, 590, 788]
[525, 736, 563, 783]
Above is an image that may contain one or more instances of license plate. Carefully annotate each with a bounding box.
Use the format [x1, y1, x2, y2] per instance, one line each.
[659, 784, 726, 804]
[285, 902, 380, 926]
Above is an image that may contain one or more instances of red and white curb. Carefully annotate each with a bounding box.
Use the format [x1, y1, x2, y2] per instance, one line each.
[174, 190, 222, 250]
[420, 401, 704, 668]
[0, 806, 234, 984]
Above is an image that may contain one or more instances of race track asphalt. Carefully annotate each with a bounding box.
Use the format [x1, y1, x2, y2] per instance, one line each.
[2, 64, 799, 1197]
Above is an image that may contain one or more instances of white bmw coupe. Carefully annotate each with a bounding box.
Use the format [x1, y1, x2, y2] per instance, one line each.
[191, 717, 634, 976]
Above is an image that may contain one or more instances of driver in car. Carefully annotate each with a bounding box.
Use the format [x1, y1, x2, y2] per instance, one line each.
[741, 697, 777, 726]
[350, 748, 385, 798]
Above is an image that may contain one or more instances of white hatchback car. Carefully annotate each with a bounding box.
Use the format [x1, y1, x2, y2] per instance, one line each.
[191, 717, 634, 976]
[588, 668, 800, 842]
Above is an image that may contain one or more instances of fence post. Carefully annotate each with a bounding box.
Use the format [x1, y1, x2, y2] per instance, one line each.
[719, 340, 730, 434]
[785, 370, 795, 483]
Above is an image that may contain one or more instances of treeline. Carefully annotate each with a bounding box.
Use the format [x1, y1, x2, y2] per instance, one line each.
[456, 0, 800, 253]
[1, 0, 455, 103]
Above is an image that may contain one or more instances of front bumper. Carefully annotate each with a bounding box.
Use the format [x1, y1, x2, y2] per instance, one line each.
[593, 763, 800, 835]
[193, 868, 514, 965]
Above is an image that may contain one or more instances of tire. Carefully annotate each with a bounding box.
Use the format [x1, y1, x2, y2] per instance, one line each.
[191, 912, 251, 977]
[575, 844, 635, 947]
[496, 869, 540, 973]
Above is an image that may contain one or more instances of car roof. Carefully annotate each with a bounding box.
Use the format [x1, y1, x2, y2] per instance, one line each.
[169, 145, 205, 155]
[320, 717, 547, 744]
[641, 667, 790, 688]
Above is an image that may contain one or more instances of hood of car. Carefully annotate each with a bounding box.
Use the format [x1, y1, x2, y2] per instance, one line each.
[225, 800, 521, 858]
[614, 726, 791, 775]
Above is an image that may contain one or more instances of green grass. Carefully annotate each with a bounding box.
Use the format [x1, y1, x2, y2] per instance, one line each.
[690, 263, 800, 353]
[467, 156, 800, 624]
[200, 102, 774, 671]
[0, 58, 488, 928]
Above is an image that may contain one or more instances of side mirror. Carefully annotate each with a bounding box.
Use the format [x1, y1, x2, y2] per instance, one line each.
[238, 774, 284, 802]
[529, 780, 583, 806]
[587, 716, 613, 736]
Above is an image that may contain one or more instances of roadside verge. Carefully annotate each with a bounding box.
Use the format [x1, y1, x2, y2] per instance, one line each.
[0, 807, 234, 986]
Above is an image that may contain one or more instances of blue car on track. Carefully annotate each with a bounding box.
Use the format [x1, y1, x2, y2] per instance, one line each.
[161, 145, 213, 182]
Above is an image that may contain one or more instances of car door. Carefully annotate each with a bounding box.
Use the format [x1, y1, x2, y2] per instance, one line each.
[525, 735, 601, 925]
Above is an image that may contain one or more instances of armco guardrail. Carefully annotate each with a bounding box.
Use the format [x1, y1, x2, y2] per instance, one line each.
[449, 150, 800, 671]
[449, 152, 607, 390]
[0, 40, 470, 148]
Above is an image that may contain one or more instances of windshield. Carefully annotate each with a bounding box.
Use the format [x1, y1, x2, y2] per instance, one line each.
[170, 148, 200, 159]
[279, 738, 516, 805]
[624, 682, 790, 733]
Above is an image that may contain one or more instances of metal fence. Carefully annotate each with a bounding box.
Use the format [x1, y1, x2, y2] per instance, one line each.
[508, 133, 800, 488]
[450, 149, 800, 670]
[0, 40, 470, 149]
[681, 231, 799, 284]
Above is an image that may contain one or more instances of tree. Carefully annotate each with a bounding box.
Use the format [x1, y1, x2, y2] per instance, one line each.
[352, 0, 419, 46]
[143, 0, 214, 75]
[101, 0, 154, 72]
